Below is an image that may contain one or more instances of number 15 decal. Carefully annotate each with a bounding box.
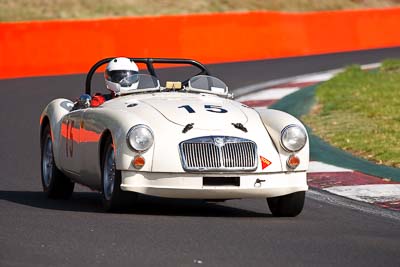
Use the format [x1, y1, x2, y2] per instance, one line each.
[178, 105, 228, 113]
[204, 105, 228, 113]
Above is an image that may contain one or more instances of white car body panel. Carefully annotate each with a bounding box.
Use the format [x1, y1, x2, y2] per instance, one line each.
[141, 93, 248, 129]
[121, 171, 307, 199]
[40, 86, 309, 197]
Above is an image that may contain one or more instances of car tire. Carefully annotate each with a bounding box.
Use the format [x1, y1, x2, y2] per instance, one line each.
[41, 125, 74, 199]
[267, 191, 305, 217]
[101, 137, 137, 212]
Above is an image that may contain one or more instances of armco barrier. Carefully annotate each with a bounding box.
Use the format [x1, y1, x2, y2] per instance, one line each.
[1, 8, 400, 79]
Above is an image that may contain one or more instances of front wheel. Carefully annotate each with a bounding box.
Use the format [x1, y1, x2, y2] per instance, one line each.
[41, 125, 74, 199]
[101, 138, 137, 212]
[267, 191, 305, 217]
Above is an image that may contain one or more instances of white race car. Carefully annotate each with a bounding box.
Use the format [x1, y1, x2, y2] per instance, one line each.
[40, 58, 309, 216]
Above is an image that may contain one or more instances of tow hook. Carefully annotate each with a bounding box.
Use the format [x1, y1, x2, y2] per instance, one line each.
[254, 179, 266, 188]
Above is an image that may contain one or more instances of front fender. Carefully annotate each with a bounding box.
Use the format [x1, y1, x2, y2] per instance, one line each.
[256, 109, 309, 171]
[81, 108, 156, 172]
[40, 98, 73, 169]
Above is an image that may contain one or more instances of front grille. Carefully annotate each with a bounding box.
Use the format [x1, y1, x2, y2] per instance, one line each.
[179, 136, 257, 171]
[181, 143, 222, 169]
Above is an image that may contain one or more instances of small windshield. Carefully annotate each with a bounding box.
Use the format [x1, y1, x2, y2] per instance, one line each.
[188, 75, 228, 95]
[118, 74, 160, 91]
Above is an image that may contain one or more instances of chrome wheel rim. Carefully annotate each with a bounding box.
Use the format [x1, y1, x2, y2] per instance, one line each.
[103, 146, 115, 201]
[42, 136, 53, 188]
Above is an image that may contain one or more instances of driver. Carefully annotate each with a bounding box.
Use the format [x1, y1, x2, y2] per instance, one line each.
[91, 57, 139, 107]
[105, 57, 139, 95]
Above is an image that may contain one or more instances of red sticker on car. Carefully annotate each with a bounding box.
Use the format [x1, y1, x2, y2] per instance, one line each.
[260, 156, 272, 170]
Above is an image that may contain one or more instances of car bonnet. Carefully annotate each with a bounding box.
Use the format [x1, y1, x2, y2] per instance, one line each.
[138, 93, 248, 130]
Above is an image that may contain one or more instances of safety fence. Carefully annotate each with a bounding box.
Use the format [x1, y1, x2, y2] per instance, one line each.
[1, 8, 400, 79]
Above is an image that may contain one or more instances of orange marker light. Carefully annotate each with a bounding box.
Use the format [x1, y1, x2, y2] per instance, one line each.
[287, 155, 300, 169]
[133, 155, 145, 169]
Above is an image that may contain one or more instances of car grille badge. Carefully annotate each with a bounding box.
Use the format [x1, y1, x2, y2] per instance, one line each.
[214, 137, 225, 147]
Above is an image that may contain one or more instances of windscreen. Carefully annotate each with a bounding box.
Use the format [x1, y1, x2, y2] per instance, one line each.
[188, 75, 228, 95]
[135, 74, 160, 90]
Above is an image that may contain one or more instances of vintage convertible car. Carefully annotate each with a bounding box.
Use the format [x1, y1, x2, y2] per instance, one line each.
[40, 58, 309, 216]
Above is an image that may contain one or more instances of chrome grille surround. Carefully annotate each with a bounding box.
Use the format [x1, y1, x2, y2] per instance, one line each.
[179, 136, 258, 172]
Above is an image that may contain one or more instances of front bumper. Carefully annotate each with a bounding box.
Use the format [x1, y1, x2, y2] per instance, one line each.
[121, 171, 308, 199]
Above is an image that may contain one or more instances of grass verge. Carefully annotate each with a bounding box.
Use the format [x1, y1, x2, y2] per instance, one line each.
[1, 0, 400, 22]
[303, 60, 400, 168]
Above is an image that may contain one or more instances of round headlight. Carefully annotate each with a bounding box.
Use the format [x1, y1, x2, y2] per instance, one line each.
[280, 125, 307, 152]
[127, 125, 154, 152]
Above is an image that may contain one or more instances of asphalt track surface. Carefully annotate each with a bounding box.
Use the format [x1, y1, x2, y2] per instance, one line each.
[1, 47, 400, 266]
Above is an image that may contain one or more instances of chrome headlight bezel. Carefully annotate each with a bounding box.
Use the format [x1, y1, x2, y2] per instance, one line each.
[126, 124, 154, 152]
[280, 124, 307, 152]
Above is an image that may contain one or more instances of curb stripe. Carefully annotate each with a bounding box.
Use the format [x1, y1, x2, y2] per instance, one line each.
[325, 184, 400, 203]
[308, 161, 353, 173]
[307, 171, 397, 189]
[307, 172, 354, 188]
[236, 88, 299, 102]
[268, 81, 318, 89]
[375, 201, 400, 211]
[241, 99, 277, 108]
[291, 73, 336, 83]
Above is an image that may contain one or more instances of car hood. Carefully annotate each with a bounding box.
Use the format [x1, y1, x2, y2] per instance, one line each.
[134, 93, 248, 130]
[97, 92, 285, 173]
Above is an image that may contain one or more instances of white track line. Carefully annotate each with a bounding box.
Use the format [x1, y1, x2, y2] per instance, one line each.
[291, 72, 336, 83]
[236, 87, 299, 102]
[325, 184, 400, 203]
[361, 63, 381, 70]
[308, 161, 353, 173]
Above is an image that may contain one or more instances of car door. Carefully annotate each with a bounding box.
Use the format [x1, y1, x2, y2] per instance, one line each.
[59, 109, 83, 178]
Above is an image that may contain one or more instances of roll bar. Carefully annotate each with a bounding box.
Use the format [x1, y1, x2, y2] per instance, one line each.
[85, 58, 210, 95]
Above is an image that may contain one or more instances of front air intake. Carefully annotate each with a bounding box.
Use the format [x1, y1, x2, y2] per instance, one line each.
[179, 136, 257, 172]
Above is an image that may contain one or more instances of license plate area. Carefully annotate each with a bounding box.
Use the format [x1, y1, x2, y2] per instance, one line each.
[203, 177, 240, 187]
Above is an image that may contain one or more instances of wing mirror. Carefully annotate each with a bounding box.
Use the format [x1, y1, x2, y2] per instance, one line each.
[72, 94, 92, 110]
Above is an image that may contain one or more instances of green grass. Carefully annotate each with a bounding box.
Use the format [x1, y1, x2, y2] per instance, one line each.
[1, 0, 400, 22]
[303, 60, 400, 168]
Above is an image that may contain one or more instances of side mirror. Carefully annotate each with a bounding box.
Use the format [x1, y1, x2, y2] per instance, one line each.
[77, 94, 92, 108]
[72, 94, 92, 111]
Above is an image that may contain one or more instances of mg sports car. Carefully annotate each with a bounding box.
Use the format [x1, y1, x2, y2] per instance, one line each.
[40, 58, 309, 216]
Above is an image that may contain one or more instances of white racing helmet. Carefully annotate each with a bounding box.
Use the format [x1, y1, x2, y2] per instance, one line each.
[105, 57, 139, 95]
